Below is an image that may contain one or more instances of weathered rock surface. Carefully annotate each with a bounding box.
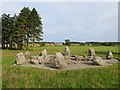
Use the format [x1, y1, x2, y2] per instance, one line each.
[51, 53, 67, 69]
[40, 49, 47, 59]
[106, 51, 113, 59]
[64, 46, 71, 56]
[30, 59, 39, 64]
[51, 60, 61, 69]
[38, 55, 50, 64]
[64, 55, 71, 60]
[24, 51, 30, 58]
[88, 48, 95, 56]
[92, 56, 107, 66]
[66, 60, 82, 65]
[87, 56, 94, 61]
[16, 53, 26, 65]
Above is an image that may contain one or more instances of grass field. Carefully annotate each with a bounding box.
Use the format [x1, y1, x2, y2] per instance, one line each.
[1, 45, 120, 88]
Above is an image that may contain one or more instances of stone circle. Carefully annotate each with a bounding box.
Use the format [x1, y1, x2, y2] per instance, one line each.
[15, 46, 118, 70]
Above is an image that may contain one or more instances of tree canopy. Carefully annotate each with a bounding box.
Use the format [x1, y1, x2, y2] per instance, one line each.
[2, 7, 43, 50]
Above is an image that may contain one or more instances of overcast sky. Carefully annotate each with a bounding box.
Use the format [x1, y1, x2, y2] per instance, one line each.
[1, 1, 118, 42]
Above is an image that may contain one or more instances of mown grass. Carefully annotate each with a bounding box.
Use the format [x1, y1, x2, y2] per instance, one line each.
[2, 45, 120, 88]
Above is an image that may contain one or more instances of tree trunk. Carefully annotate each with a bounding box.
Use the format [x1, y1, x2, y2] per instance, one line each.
[26, 36, 29, 50]
[2, 42, 5, 49]
[9, 36, 12, 49]
[33, 37, 35, 50]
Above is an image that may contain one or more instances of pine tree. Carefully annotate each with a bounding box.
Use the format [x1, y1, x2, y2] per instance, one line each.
[2, 7, 43, 50]
[29, 8, 43, 50]
[12, 7, 31, 50]
[2, 14, 15, 49]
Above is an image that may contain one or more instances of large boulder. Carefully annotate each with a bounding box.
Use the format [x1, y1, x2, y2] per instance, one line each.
[51, 53, 67, 69]
[64, 46, 71, 56]
[16, 53, 26, 65]
[106, 51, 113, 59]
[40, 49, 47, 59]
[92, 56, 106, 66]
[88, 48, 95, 56]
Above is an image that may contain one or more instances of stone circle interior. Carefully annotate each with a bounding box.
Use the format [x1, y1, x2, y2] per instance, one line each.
[15, 46, 118, 70]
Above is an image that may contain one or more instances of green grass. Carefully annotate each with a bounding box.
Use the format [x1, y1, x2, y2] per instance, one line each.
[2, 45, 120, 88]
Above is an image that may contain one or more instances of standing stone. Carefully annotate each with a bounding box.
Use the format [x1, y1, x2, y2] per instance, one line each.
[16, 53, 26, 65]
[64, 46, 71, 56]
[51, 53, 67, 69]
[92, 56, 106, 66]
[88, 48, 95, 56]
[40, 49, 47, 59]
[106, 51, 113, 59]
[24, 51, 30, 58]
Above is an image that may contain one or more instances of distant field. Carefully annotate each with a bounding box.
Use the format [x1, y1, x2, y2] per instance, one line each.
[2, 45, 119, 88]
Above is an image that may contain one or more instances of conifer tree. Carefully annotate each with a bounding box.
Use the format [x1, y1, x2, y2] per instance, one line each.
[29, 8, 43, 50]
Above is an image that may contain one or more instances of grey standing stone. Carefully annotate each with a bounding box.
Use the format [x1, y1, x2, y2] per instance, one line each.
[106, 51, 113, 59]
[16, 53, 26, 65]
[64, 46, 71, 56]
[40, 49, 47, 59]
[88, 48, 95, 56]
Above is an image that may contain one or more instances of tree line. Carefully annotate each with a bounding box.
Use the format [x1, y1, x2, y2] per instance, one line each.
[1, 7, 43, 50]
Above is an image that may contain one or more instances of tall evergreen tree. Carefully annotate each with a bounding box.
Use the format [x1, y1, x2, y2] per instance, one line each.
[12, 7, 31, 50]
[2, 14, 15, 49]
[29, 8, 43, 50]
[9, 14, 17, 49]
[2, 7, 43, 50]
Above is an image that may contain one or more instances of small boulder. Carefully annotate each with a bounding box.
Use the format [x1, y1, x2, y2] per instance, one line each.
[16, 53, 26, 65]
[87, 56, 94, 61]
[64, 46, 71, 56]
[106, 51, 113, 59]
[92, 56, 107, 66]
[88, 48, 95, 56]
[82, 55, 89, 61]
[71, 55, 81, 61]
[51, 60, 61, 69]
[30, 59, 39, 64]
